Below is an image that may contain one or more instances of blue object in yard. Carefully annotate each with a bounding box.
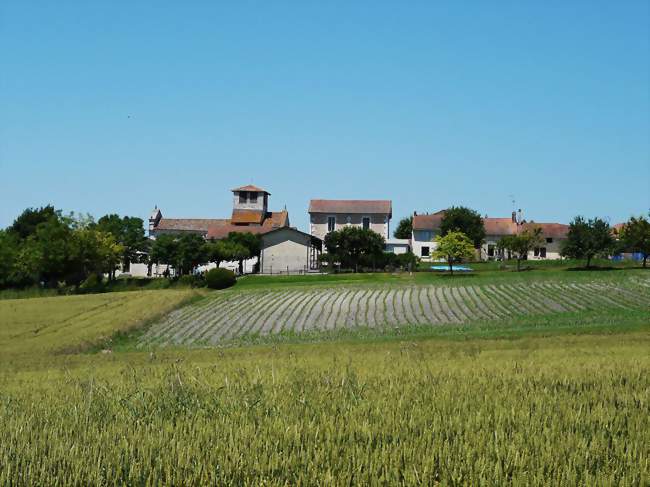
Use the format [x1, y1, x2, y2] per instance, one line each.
[431, 265, 473, 272]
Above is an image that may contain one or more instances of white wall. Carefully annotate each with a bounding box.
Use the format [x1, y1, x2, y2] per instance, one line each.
[260, 229, 311, 274]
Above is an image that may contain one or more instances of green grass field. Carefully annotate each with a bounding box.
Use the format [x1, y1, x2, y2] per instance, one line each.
[1, 267, 649, 484]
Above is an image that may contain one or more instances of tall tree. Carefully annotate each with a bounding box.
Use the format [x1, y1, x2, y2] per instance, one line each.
[498, 227, 543, 271]
[324, 227, 385, 272]
[0, 230, 20, 288]
[7, 205, 57, 240]
[175, 234, 208, 275]
[96, 214, 148, 278]
[620, 214, 650, 268]
[561, 216, 614, 268]
[226, 232, 261, 274]
[440, 207, 486, 248]
[393, 216, 413, 239]
[432, 231, 475, 276]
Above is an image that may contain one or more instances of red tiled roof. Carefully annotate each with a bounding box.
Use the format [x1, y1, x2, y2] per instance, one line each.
[231, 184, 269, 194]
[308, 200, 392, 215]
[522, 222, 569, 238]
[484, 218, 518, 236]
[231, 210, 265, 224]
[412, 211, 446, 230]
[206, 210, 289, 239]
[154, 218, 228, 233]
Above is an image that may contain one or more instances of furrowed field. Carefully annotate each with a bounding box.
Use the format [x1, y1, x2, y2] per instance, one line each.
[1, 268, 649, 485]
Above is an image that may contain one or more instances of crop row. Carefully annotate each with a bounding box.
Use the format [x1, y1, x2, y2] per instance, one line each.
[140, 280, 650, 346]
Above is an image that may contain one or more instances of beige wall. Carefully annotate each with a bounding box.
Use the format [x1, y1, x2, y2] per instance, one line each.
[481, 235, 566, 261]
[310, 213, 389, 240]
[260, 229, 311, 274]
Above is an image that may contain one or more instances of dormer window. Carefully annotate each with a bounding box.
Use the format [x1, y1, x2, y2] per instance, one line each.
[239, 191, 247, 203]
[249, 192, 258, 204]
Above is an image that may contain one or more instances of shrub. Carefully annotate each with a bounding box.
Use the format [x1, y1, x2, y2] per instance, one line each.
[205, 268, 236, 290]
[177, 274, 205, 288]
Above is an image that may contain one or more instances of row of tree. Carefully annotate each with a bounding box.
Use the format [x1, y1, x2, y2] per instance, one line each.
[0, 206, 264, 289]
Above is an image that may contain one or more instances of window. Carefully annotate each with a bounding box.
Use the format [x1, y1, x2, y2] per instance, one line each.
[546, 237, 553, 243]
[421, 246, 430, 257]
[540, 247, 547, 258]
[239, 191, 247, 204]
[327, 216, 336, 232]
[249, 192, 258, 203]
[534, 247, 540, 257]
[362, 217, 370, 230]
[488, 245, 495, 257]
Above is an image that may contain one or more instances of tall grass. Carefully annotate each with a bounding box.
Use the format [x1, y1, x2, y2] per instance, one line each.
[1, 332, 648, 485]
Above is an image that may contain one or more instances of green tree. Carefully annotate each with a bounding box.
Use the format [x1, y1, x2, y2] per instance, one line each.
[393, 216, 413, 239]
[324, 227, 385, 272]
[498, 227, 543, 271]
[561, 216, 615, 268]
[432, 231, 475, 276]
[7, 205, 57, 240]
[175, 234, 208, 276]
[96, 214, 148, 277]
[149, 234, 179, 277]
[0, 230, 20, 288]
[226, 232, 261, 274]
[440, 207, 486, 248]
[620, 214, 650, 268]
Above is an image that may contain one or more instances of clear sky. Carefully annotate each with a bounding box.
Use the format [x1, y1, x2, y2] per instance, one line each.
[1, 1, 649, 232]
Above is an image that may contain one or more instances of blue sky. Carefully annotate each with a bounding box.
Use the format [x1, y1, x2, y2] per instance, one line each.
[1, 1, 649, 232]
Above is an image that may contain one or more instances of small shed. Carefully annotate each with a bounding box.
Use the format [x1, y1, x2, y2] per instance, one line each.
[260, 227, 323, 274]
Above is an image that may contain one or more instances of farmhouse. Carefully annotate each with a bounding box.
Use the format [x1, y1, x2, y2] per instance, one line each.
[412, 209, 569, 261]
[308, 199, 392, 241]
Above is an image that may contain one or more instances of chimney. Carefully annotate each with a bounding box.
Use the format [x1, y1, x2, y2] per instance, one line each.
[511, 211, 516, 223]
[517, 209, 523, 224]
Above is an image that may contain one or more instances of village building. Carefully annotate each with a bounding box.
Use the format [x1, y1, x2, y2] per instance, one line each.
[308, 199, 392, 241]
[259, 227, 322, 274]
[412, 209, 569, 261]
[149, 185, 289, 240]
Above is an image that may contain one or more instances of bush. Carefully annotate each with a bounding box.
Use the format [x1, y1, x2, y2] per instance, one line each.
[204, 268, 236, 290]
[177, 274, 205, 288]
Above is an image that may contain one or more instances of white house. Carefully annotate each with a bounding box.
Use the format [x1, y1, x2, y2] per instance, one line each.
[413, 209, 568, 261]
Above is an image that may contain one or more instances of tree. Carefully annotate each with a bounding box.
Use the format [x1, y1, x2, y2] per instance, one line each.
[204, 240, 233, 267]
[393, 216, 413, 239]
[561, 216, 615, 268]
[149, 234, 179, 277]
[95, 214, 148, 279]
[498, 227, 543, 271]
[432, 231, 475, 276]
[620, 214, 650, 268]
[324, 227, 385, 272]
[7, 205, 57, 240]
[226, 232, 261, 274]
[440, 207, 486, 248]
[175, 234, 208, 275]
[0, 230, 20, 288]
